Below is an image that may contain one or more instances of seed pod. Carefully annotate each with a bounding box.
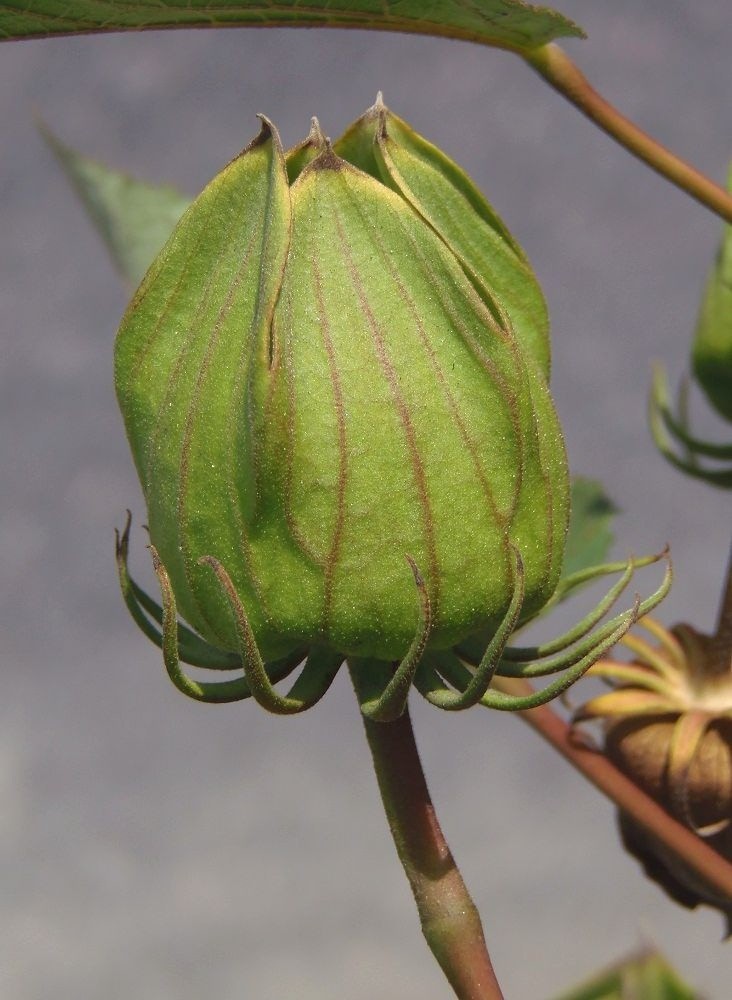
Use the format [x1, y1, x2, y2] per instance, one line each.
[608, 715, 732, 934]
[575, 617, 732, 930]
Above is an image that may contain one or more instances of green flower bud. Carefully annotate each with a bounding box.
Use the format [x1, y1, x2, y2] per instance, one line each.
[115, 99, 669, 716]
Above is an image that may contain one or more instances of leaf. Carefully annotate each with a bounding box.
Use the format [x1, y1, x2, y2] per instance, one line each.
[550, 947, 698, 1000]
[562, 476, 618, 578]
[1, 1, 584, 50]
[41, 124, 191, 288]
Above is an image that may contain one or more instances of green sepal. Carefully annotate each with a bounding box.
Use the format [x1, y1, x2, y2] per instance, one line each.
[286, 117, 328, 183]
[335, 98, 552, 376]
[269, 143, 557, 656]
[115, 116, 294, 660]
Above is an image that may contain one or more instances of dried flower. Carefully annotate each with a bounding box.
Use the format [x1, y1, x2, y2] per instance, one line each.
[574, 615, 732, 930]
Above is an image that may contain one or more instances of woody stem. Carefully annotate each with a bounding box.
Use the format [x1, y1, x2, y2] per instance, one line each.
[350, 667, 503, 1000]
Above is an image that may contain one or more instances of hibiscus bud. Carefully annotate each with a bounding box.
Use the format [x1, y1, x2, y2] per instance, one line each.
[115, 99, 668, 717]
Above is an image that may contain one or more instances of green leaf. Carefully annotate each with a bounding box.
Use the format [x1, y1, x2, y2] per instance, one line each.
[551, 948, 698, 1000]
[692, 161, 732, 423]
[1, 1, 584, 50]
[41, 124, 191, 288]
[562, 476, 618, 578]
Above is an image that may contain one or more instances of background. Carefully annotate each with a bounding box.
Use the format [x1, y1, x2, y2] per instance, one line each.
[1, 1, 731, 997]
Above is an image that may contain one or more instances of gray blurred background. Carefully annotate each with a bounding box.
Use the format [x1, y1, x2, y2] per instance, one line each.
[1, 2, 731, 997]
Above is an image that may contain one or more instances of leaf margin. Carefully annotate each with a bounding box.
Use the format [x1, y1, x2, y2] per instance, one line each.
[0, 0, 585, 51]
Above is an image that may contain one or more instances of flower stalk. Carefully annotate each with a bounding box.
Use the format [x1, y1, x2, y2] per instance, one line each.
[524, 43, 732, 224]
[350, 665, 503, 1000]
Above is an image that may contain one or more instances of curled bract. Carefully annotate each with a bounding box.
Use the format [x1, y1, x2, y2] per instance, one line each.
[649, 367, 732, 489]
[115, 98, 669, 718]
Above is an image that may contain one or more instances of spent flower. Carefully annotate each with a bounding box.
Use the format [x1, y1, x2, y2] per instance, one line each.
[574, 613, 732, 931]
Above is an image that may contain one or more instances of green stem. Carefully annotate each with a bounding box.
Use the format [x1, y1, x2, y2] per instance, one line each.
[524, 43, 732, 224]
[495, 676, 732, 903]
[350, 667, 503, 1000]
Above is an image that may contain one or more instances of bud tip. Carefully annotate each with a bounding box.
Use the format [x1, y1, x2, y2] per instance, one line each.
[308, 116, 327, 148]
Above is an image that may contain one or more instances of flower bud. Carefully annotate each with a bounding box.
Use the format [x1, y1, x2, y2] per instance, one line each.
[116, 101, 567, 663]
[115, 100, 668, 716]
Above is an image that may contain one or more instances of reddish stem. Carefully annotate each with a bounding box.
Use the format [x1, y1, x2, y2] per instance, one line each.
[351, 675, 503, 999]
[524, 44, 732, 224]
[494, 677, 732, 902]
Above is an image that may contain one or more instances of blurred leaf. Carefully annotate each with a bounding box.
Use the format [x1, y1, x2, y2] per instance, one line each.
[562, 476, 618, 578]
[503, 476, 619, 627]
[1, 0, 584, 49]
[42, 124, 191, 288]
[551, 947, 698, 1000]
[692, 162, 732, 424]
